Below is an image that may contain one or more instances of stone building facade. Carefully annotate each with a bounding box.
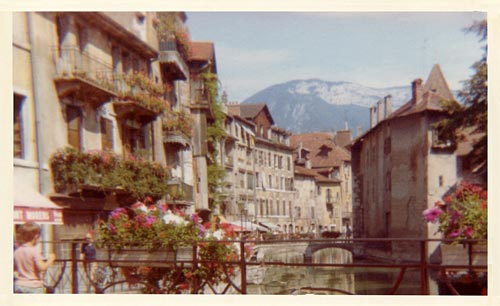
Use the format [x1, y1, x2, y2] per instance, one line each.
[290, 133, 353, 233]
[12, 12, 219, 247]
[226, 103, 295, 232]
[350, 64, 462, 262]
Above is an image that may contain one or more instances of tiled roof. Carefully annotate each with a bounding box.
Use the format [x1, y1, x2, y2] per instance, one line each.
[334, 130, 352, 148]
[294, 166, 341, 184]
[189, 41, 215, 62]
[290, 132, 351, 168]
[389, 64, 454, 119]
[350, 64, 456, 148]
[226, 103, 275, 125]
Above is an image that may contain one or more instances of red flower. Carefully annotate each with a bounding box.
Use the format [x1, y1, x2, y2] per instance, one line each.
[444, 196, 453, 204]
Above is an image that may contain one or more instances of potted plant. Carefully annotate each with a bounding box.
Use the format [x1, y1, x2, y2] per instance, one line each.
[96, 200, 240, 293]
[423, 180, 487, 295]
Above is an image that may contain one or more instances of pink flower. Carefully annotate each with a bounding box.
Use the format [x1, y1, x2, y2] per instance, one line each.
[158, 203, 167, 213]
[108, 224, 117, 234]
[423, 207, 443, 223]
[190, 213, 200, 224]
[448, 229, 461, 238]
[463, 225, 474, 238]
[451, 210, 461, 224]
[111, 208, 126, 220]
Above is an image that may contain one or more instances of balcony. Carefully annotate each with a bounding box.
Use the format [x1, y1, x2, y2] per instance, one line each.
[53, 46, 117, 106]
[163, 110, 192, 147]
[159, 38, 188, 81]
[223, 155, 234, 168]
[113, 72, 169, 122]
[167, 177, 194, 204]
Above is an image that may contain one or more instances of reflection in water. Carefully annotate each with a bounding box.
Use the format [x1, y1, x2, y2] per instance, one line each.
[246, 247, 421, 295]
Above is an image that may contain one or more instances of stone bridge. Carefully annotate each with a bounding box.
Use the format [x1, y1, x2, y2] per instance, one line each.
[251, 240, 359, 263]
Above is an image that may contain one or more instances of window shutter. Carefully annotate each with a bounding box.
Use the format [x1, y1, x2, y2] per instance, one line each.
[100, 117, 113, 151]
[66, 105, 81, 151]
[14, 94, 23, 158]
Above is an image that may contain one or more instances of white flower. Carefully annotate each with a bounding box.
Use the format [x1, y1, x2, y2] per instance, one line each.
[162, 210, 187, 225]
[211, 229, 225, 240]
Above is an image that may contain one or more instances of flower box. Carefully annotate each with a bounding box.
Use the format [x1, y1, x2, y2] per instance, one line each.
[440, 243, 487, 268]
[96, 246, 193, 268]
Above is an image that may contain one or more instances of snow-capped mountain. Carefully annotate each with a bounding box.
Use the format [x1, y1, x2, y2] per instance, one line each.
[288, 79, 411, 108]
[243, 79, 412, 135]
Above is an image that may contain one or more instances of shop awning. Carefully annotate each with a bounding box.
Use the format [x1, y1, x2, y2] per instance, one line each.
[258, 221, 282, 232]
[14, 178, 63, 225]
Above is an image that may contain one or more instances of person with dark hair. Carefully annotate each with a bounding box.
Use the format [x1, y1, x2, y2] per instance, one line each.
[81, 232, 97, 282]
[14, 222, 56, 293]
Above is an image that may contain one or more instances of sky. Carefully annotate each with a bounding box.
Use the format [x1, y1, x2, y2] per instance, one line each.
[186, 12, 486, 102]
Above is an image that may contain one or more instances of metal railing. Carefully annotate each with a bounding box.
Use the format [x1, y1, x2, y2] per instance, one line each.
[36, 238, 487, 295]
[53, 46, 116, 93]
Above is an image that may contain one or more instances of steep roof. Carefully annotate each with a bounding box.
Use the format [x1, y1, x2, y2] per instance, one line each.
[294, 166, 341, 184]
[350, 64, 455, 148]
[334, 130, 352, 148]
[290, 132, 351, 168]
[389, 64, 454, 119]
[190, 41, 214, 61]
[189, 41, 217, 73]
[227, 103, 275, 125]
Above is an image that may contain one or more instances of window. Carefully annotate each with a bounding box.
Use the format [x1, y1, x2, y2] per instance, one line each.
[439, 175, 444, 187]
[14, 93, 24, 158]
[247, 173, 254, 190]
[100, 117, 114, 151]
[122, 122, 146, 158]
[268, 153, 271, 167]
[260, 200, 264, 217]
[432, 128, 454, 149]
[283, 201, 286, 216]
[326, 189, 332, 203]
[276, 200, 280, 215]
[268, 175, 272, 188]
[255, 172, 260, 188]
[239, 172, 245, 189]
[66, 105, 82, 151]
[287, 157, 291, 171]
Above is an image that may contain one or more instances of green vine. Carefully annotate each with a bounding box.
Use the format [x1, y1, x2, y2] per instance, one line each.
[201, 66, 226, 210]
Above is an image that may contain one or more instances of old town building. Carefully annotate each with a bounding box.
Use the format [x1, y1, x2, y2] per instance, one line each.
[290, 132, 353, 233]
[226, 103, 295, 232]
[12, 12, 222, 249]
[349, 64, 464, 261]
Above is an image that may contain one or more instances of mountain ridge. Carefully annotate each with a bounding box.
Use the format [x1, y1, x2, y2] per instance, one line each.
[242, 79, 412, 134]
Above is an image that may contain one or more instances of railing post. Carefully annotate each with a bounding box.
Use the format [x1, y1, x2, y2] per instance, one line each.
[467, 240, 473, 274]
[240, 240, 247, 294]
[420, 240, 429, 295]
[71, 241, 79, 294]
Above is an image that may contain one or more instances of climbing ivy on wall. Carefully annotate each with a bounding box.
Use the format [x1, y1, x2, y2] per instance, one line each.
[201, 66, 226, 211]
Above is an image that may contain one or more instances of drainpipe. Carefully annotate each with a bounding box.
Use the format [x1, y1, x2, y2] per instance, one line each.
[27, 12, 50, 251]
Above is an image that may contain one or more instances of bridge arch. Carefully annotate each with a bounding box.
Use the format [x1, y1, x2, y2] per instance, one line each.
[303, 241, 355, 263]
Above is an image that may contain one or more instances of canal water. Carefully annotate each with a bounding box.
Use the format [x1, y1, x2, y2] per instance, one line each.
[246, 247, 422, 295]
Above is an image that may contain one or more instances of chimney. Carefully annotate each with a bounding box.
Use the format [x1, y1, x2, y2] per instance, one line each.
[384, 95, 392, 118]
[377, 99, 384, 123]
[412, 78, 423, 104]
[370, 106, 377, 128]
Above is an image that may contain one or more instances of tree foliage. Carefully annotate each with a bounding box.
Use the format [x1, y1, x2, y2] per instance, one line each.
[434, 20, 487, 183]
